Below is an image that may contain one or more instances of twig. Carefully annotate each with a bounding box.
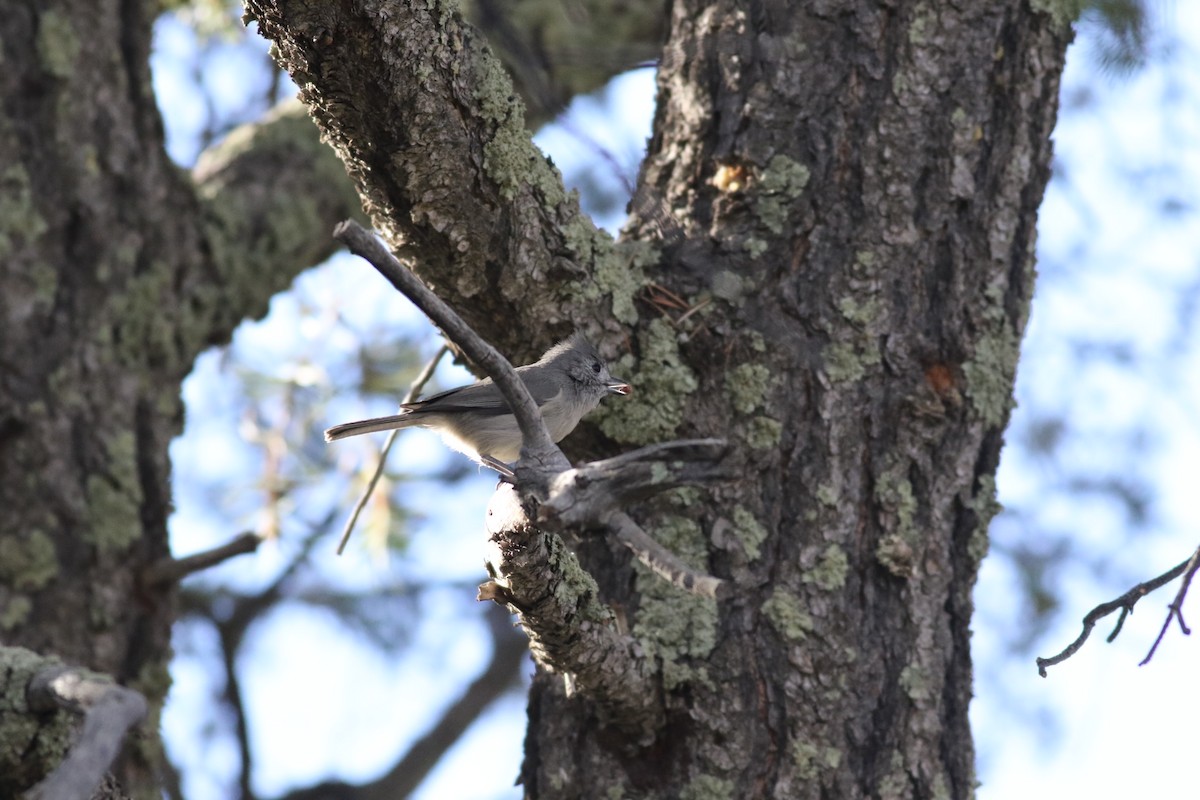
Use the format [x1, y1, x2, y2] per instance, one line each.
[142, 532, 261, 587]
[333, 220, 567, 475]
[539, 438, 732, 520]
[536, 439, 731, 597]
[1138, 543, 1200, 666]
[335, 344, 448, 555]
[1036, 547, 1197, 676]
[268, 612, 526, 800]
[610, 512, 727, 599]
[26, 666, 148, 800]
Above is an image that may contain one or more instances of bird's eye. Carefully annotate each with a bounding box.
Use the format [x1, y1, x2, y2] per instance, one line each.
[591, 361, 602, 374]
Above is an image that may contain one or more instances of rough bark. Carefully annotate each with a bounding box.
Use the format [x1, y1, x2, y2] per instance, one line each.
[248, 1, 1072, 798]
[0, 1, 361, 794]
[530, 3, 1070, 797]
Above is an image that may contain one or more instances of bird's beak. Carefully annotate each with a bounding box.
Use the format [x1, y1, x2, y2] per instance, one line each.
[607, 380, 632, 396]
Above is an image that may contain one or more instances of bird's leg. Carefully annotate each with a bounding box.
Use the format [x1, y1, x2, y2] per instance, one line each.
[480, 454, 517, 482]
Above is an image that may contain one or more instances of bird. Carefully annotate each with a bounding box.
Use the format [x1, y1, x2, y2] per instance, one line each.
[325, 333, 631, 474]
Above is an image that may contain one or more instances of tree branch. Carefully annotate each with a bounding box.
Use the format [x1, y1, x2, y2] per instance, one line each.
[539, 439, 733, 598]
[466, 0, 665, 127]
[480, 484, 663, 739]
[1138, 544, 1200, 666]
[190, 100, 365, 358]
[142, 531, 262, 587]
[25, 664, 147, 800]
[243, 0, 629, 358]
[1036, 545, 1200, 676]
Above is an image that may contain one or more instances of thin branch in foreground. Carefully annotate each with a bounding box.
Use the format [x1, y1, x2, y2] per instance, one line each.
[333, 220, 567, 476]
[141, 531, 262, 587]
[1138, 543, 1200, 666]
[335, 344, 449, 555]
[610, 512, 728, 599]
[26, 665, 148, 800]
[1036, 545, 1199, 676]
[270, 612, 527, 800]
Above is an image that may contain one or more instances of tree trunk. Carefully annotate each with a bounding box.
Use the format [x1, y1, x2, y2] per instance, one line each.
[523, 3, 1071, 796]
[0, 1, 359, 794]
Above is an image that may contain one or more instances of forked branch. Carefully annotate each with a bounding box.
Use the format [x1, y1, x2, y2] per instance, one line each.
[1036, 544, 1200, 676]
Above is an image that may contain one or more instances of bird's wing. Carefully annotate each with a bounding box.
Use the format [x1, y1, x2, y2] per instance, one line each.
[405, 368, 563, 416]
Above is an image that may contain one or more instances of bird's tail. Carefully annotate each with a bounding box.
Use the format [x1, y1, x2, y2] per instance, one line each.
[324, 413, 417, 442]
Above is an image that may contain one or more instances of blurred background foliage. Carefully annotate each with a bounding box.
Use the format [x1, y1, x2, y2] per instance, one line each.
[150, 1, 1200, 798]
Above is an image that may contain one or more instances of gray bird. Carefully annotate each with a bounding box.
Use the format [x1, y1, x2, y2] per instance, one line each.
[325, 334, 632, 473]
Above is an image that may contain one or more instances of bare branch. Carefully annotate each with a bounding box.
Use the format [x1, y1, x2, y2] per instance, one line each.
[334, 221, 566, 477]
[609, 513, 727, 600]
[1138, 543, 1200, 666]
[335, 344, 449, 554]
[364, 612, 527, 797]
[1036, 547, 1198, 676]
[539, 439, 732, 524]
[537, 439, 732, 598]
[142, 532, 262, 587]
[269, 612, 527, 800]
[26, 665, 147, 800]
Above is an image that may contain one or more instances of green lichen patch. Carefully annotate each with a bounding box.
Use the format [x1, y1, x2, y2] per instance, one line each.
[762, 589, 813, 642]
[35, 9, 79, 79]
[82, 431, 142, 557]
[815, 483, 839, 508]
[729, 505, 768, 560]
[962, 324, 1019, 427]
[755, 155, 811, 235]
[597, 319, 698, 445]
[876, 750, 910, 799]
[836, 294, 882, 328]
[876, 534, 915, 578]
[482, 125, 537, 201]
[0, 647, 74, 793]
[679, 774, 734, 800]
[966, 474, 1000, 563]
[711, 270, 746, 302]
[824, 339, 881, 384]
[792, 738, 842, 781]
[802, 545, 849, 591]
[0, 163, 51, 266]
[634, 516, 718, 691]
[727, 363, 773, 415]
[743, 415, 783, 450]
[0, 597, 32, 631]
[899, 664, 931, 703]
[592, 239, 654, 325]
[0, 531, 58, 591]
[473, 54, 520, 125]
[874, 465, 917, 544]
[742, 236, 770, 259]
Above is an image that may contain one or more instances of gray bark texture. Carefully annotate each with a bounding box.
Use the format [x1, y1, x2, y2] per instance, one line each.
[0, 0, 1072, 795]
[245, 0, 1071, 798]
